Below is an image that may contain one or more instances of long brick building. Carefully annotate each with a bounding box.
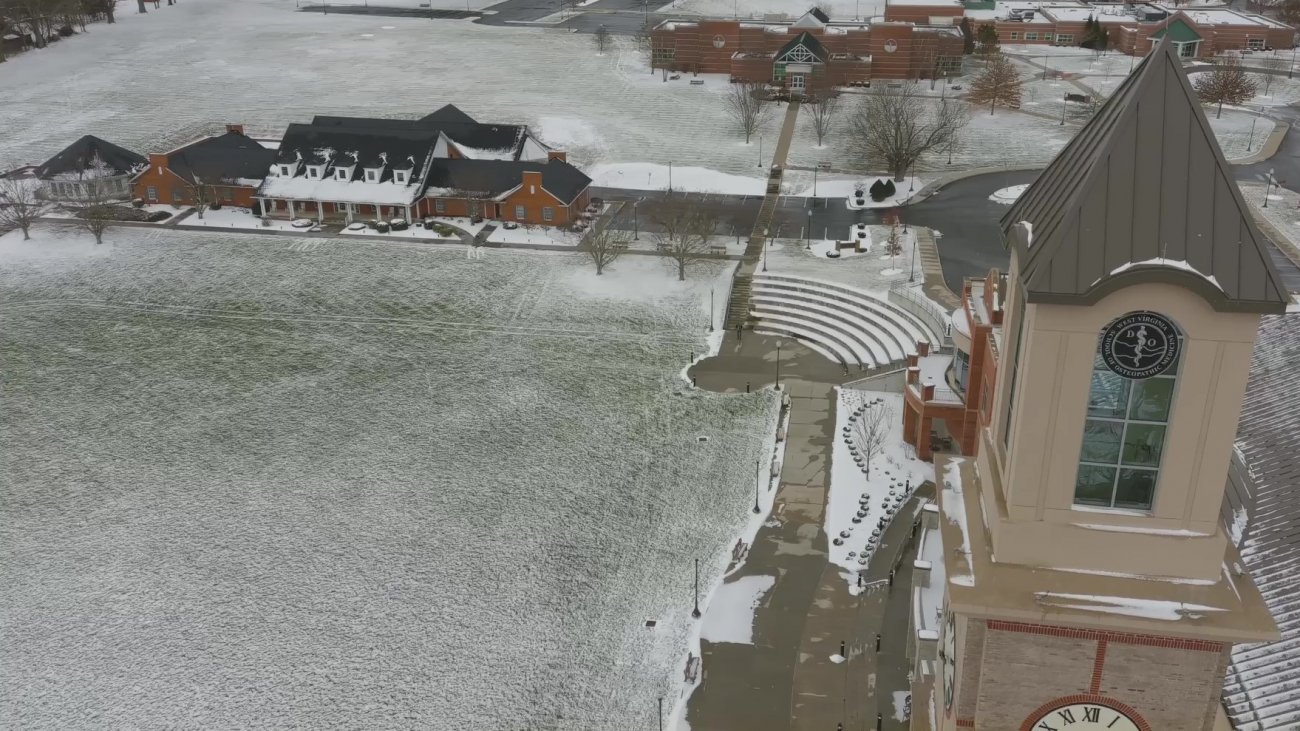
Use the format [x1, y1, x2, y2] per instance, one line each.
[651, 8, 963, 87]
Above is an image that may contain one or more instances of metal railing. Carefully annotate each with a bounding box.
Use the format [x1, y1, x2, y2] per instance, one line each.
[888, 281, 953, 352]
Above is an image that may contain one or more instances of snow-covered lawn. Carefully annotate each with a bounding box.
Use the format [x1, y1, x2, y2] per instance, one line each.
[1249, 74, 1300, 107]
[183, 206, 328, 233]
[762, 228, 917, 297]
[1240, 181, 1300, 249]
[989, 184, 1028, 205]
[0, 224, 781, 730]
[590, 162, 769, 195]
[488, 224, 584, 246]
[826, 389, 932, 584]
[0, 0, 781, 183]
[1207, 109, 1276, 160]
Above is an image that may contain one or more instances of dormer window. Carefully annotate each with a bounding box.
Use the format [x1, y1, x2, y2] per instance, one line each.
[394, 170, 409, 184]
[279, 165, 291, 176]
[365, 168, 380, 182]
[335, 167, 351, 181]
[306, 165, 323, 180]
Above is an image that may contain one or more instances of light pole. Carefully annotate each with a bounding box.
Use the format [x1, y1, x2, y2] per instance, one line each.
[758, 136, 763, 168]
[710, 288, 715, 331]
[909, 232, 918, 282]
[668, 161, 673, 193]
[775, 341, 781, 389]
[633, 200, 639, 239]
[691, 559, 701, 618]
[1264, 168, 1275, 208]
[1248, 111, 1258, 152]
[753, 459, 761, 513]
[1060, 93, 1068, 125]
[806, 208, 812, 249]
[813, 165, 819, 200]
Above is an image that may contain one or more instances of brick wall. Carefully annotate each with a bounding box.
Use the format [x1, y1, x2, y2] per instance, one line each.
[954, 617, 986, 721]
[959, 620, 1227, 731]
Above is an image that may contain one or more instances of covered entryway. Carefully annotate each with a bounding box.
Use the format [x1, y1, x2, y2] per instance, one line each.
[1149, 18, 1202, 60]
[773, 31, 827, 96]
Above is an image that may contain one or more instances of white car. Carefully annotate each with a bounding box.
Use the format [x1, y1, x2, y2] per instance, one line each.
[291, 218, 315, 229]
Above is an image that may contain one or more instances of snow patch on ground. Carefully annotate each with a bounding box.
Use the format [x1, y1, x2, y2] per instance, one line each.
[1034, 593, 1228, 621]
[589, 162, 767, 195]
[825, 389, 933, 585]
[893, 690, 911, 722]
[699, 574, 776, 645]
[989, 184, 1029, 205]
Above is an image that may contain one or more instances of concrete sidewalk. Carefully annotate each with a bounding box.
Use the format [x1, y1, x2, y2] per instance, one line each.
[686, 332, 932, 730]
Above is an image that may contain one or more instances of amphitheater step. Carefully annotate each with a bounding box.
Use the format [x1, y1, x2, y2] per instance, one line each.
[753, 273, 941, 351]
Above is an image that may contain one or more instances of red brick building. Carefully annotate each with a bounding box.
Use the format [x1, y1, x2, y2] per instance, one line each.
[256, 105, 591, 227]
[133, 125, 275, 208]
[651, 8, 963, 86]
[963, 2, 1294, 58]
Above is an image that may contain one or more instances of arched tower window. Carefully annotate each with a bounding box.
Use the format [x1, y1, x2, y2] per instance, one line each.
[1074, 314, 1183, 512]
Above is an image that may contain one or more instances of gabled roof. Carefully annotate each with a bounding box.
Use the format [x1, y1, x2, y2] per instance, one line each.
[1001, 39, 1288, 313]
[419, 104, 478, 126]
[1225, 314, 1300, 730]
[426, 158, 591, 203]
[275, 122, 438, 178]
[35, 135, 145, 179]
[775, 32, 829, 63]
[1150, 17, 1201, 42]
[167, 131, 276, 184]
[792, 8, 829, 28]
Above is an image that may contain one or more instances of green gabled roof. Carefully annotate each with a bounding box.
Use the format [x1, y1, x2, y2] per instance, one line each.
[1150, 18, 1202, 43]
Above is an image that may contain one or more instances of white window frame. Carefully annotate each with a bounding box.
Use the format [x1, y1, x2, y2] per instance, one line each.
[435, 199, 446, 214]
[365, 169, 379, 182]
[1246, 37, 1265, 51]
[147, 185, 157, 200]
[1042, 33, 1053, 41]
[1010, 31, 1020, 40]
[306, 165, 322, 180]
[542, 206, 554, 222]
[280, 165, 291, 176]
[1024, 32, 1038, 41]
[394, 170, 408, 184]
[515, 204, 526, 219]
[1055, 33, 1073, 44]
[335, 168, 349, 181]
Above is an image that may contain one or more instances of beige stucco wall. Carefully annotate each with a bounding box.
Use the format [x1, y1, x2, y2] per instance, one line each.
[984, 276, 1261, 581]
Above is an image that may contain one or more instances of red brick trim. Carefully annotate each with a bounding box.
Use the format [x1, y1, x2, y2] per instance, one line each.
[986, 619, 1224, 652]
[956, 720, 976, 728]
[1090, 638, 1107, 694]
[1018, 694, 1151, 731]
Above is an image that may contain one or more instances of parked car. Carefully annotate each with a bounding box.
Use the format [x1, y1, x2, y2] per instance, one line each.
[502, 221, 519, 230]
[470, 214, 484, 224]
[291, 218, 314, 229]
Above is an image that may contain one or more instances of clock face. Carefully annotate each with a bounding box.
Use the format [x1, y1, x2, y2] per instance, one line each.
[1099, 311, 1179, 380]
[1027, 702, 1142, 731]
[941, 611, 956, 710]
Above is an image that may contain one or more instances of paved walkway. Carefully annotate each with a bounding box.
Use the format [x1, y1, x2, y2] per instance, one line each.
[686, 333, 931, 730]
[773, 102, 801, 168]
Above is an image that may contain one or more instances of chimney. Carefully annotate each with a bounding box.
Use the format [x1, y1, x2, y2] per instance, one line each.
[148, 153, 168, 172]
[226, 124, 245, 135]
[917, 342, 930, 357]
[522, 169, 543, 194]
[547, 150, 567, 163]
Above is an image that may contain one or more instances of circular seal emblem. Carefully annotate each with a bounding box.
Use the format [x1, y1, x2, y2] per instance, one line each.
[1100, 311, 1179, 380]
[884, 39, 898, 53]
[712, 34, 726, 48]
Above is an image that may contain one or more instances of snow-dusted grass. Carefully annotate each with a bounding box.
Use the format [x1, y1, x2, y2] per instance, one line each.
[1240, 181, 1300, 248]
[0, 224, 780, 729]
[1250, 74, 1300, 107]
[827, 389, 932, 584]
[590, 162, 769, 195]
[0, 0, 779, 183]
[1207, 108, 1276, 160]
[488, 224, 584, 246]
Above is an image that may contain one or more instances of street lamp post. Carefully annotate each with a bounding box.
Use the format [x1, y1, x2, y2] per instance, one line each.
[775, 341, 781, 390]
[806, 209, 812, 249]
[668, 161, 673, 193]
[1264, 168, 1276, 208]
[813, 165, 818, 200]
[1248, 111, 1258, 152]
[758, 136, 763, 168]
[909, 232, 918, 282]
[1060, 93, 1068, 126]
[691, 558, 701, 618]
[633, 200, 639, 239]
[753, 459, 761, 513]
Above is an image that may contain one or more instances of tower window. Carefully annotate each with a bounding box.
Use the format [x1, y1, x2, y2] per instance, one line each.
[1074, 327, 1181, 512]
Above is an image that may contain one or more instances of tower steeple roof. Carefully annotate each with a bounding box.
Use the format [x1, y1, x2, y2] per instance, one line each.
[1001, 40, 1289, 313]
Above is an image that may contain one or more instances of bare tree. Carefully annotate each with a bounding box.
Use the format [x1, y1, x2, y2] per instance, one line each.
[1194, 56, 1257, 118]
[851, 400, 893, 476]
[69, 186, 115, 245]
[0, 178, 43, 240]
[644, 194, 719, 281]
[806, 86, 841, 147]
[584, 223, 630, 275]
[1254, 54, 1289, 98]
[724, 81, 772, 144]
[967, 54, 1023, 115]
[848, 82, 970, 181]
[593, 24, 610, 53]
[188, 175, 213, 219]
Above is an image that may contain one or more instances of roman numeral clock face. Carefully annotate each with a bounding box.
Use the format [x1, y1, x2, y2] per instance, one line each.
[1030, 703, 1141, 731]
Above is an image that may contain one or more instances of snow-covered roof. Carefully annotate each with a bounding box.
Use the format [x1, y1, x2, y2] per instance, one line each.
[1223, 315, 1300, 731]
[258, 176, 422, 206]
[1163, 6, 1288, 27]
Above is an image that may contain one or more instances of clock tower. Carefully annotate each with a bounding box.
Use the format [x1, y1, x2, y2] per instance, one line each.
[914, 39, 1289, 731]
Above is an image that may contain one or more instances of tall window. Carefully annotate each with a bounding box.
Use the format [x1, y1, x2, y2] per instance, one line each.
[1074, 332, 1181, 511]
[515, 205, 526, 219]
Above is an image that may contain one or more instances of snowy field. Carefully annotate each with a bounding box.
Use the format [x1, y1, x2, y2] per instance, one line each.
[0, 0, 782, 184]
[0, 225, 781, 729]
[761, 227, 917, 296]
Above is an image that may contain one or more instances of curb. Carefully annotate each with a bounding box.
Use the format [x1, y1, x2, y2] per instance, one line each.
[1232, 120, 1289, 166]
